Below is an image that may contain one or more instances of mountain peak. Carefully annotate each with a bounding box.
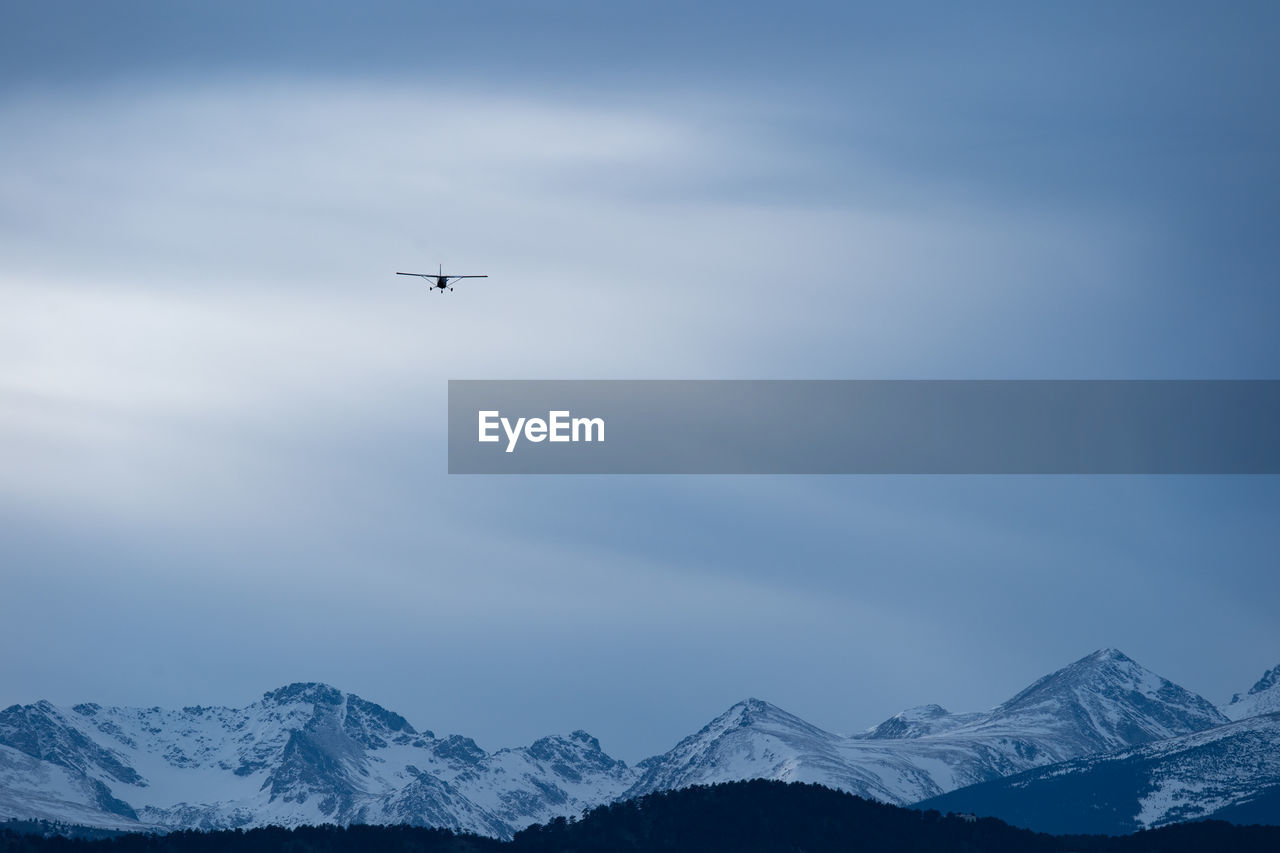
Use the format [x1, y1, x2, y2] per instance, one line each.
[1088, 648, 1133, 663]
[621, 697, 846, 803]
[566, 729, 608, 753]
[0, 657, 1252, 839]
[728, 697, 773, 716]
[519, 730, 627, 778]
[1003, 649, 1156, 705]
[1246, 663, 1280, 697]
[1224, 661, 1280, 720]
[261, 682, 345, 706]
[255, 683, 419, 741]
[863, 704, 954, 740]
[706, 698, 832, 738]
[992, 649, 1226, 752]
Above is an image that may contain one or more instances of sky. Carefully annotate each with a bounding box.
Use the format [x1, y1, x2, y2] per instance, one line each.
[1, 2, 1278, 763]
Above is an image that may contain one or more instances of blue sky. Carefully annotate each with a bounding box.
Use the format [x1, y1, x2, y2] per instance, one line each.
[1, 2, 1278, 761]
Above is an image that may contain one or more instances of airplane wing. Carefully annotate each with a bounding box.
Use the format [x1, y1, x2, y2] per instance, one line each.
[448, 275, 488, 279]
[396, 272, 433, 277]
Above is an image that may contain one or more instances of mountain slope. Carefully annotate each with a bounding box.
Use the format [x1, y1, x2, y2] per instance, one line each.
[918, 711, 1280, 835]
[1224, 662, 1280, 721]
[0, 650, 1251, 836]
[622, 699, 947, 804]
[0, 684, 632, 838]
[627, 650, 1227, 805]
[10, 783, 1280, 853]
[0, 745, 140, 831]
[973, 649, 1227, 753]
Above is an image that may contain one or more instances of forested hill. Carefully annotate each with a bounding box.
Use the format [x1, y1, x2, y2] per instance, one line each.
[5, 781, 1280, 853]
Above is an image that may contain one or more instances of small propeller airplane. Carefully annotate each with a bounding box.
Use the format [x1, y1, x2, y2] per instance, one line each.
[396, 264, 488, 293]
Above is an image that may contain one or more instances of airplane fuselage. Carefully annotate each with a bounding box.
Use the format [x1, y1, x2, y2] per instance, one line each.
[395, 268, 485, 292]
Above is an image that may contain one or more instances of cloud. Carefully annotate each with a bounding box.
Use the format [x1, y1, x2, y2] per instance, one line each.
[0, 79, 1142, 517]
[1, 69, 1277, 760]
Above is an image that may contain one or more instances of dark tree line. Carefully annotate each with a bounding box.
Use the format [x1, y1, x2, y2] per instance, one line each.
[4, 781, 1278, 853]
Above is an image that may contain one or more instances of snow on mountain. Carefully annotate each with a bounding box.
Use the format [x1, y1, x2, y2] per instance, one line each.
[919, 711, 1280, 835]
[415, 729, 633, 832]
[622, 699, 946, 804]
[0, 651, 1250, 836]
[1224, 662, 1280, 721]
[0, 744, 141, 830]
[858, 704, 982, 740]
[0, 683, 632, 838]
[974, 649, 1227, 752]
[626, 650, 1229, 805]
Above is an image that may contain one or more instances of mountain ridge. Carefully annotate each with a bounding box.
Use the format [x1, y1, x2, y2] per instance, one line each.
[1224, 662, 1280, 721]
[0, 651, 1273, 837]
[919, 711, 1280, 834]
[623, 648, 1231, 804]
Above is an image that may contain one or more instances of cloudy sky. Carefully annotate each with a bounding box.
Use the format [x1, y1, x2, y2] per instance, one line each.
[2, 1, 1278, 761]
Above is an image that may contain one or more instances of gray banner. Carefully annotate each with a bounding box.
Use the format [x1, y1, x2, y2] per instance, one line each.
[447, 380, 1280, 474]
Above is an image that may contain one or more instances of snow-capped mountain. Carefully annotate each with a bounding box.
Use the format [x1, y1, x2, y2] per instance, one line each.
[0, 683, 632, 838]
[860, 704, 980, 740]
[625, 649, 1228, 805]
[973, 649, 1227, 748]
[1224, 662, 1280, 721]
[622, 698, 950, 804]
[918, 711, 1280, 835]
[0, 650, 1261, 837]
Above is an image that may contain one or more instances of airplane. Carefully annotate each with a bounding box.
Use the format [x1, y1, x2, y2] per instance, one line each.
[396, 264, 487, 293]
